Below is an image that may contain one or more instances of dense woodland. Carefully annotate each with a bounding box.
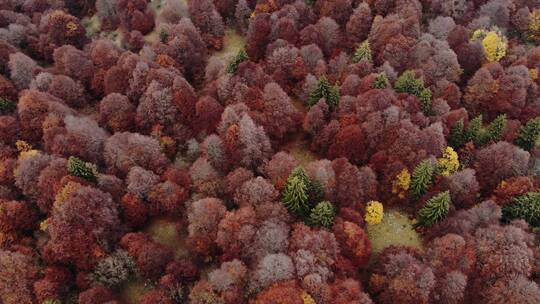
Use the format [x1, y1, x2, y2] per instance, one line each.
[1, 0, 540, 303]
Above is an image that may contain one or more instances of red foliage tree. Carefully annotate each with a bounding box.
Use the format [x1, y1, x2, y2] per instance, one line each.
[117, 0, 155, 34]
[332, 219, 371, 268]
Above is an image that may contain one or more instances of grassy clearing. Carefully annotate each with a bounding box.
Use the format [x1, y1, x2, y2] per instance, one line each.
[367, 209, 423, 257]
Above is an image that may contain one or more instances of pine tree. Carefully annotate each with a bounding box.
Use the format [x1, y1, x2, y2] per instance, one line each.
[410, 160, 435, 198]
[308, 201, 336, 228]
[373, 73, 389, 89]
[469, 114, 507, 147]
[282, 175, 310, 218]
[308, 77, 340, 109]
[448, 119, 465, 149]
[394, 70, 432, 115]
[463, 115, 483, 144]
[417, 191, 451, 227]
[0, 97, 16, 114]
[283, 167, 310, 217]
[67, 156, 97, 182]
[307, 179, 325, 207]
[159, 29, 169, 43]
[353, 40, 372, 63]
[226, 49, 248, 74]
[502, 192, 540, 227]
[515, 117, 540, 151]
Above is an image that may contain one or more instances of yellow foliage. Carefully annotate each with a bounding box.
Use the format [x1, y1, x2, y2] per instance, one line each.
[15, 140, 31, 152]
[365, 201, 384, 225]
[54, 181, 81, 209]
[528, 9, 540, 41]
[530, 68, 539, 81]
[471, 29, 507, 62]
[301, 291, 316, 304]
[40, 218, 50, 231]
[392, 169, 411, 199]
[15, 140, 40, 160]
[438, 147, 459, 177]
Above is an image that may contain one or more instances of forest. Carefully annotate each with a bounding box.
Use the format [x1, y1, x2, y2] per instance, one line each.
[1, 0, 540, 303]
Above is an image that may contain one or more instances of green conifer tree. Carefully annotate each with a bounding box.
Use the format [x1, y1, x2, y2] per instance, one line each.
[283, 167, 310, 216]
[463, 115, 483, 144]
[373, 73, 389, 89]
[308, 201, 336, 228]
[159, 30, 169, 43]
[67, 156, 97, 182]
[410, 160, 435, 198]
[416, 191, 451, 227]
[394, 70, 432, 115]
[502, 192, 540, 227]
[282, 175, 310, 218]
[353, 40, 372, 63]
[448, 119, 465, 149]
[515, 117, 540, 151]
[0, 97, 16, 114]
[307, 179, 325, 206]
[308, 77, 340, 109]
[226, 49, 248, 74]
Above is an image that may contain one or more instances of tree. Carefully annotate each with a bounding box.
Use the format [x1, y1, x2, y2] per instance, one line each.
[364, 201, 384, 225]
[308, 77, 340, 109]
[353, 40, 372, 63]
[308, 201, 336, 228]
[437, 147, 459, 177]
[282, 173, 310, 218]
[0, 250, 39, 304]
[0, 97, 16, 114]
[189, 0, 225, 49]
[104, 132, 169, 175]
[417, 191, 451, 227]
[458, 114, 507, 147]
[515, 117, 540, 151]
[282, 166, 324, 219]
[99, 93, 135, 132]
[471, 28, 507, 62]
[502, 192, 540, 227]
[373, 73, 389, 89]
[448, 119, 465, 149]
[67, 156, 97, 182]
[91, 250, 135, 288]
[410, 160, 435, 198]
[394, 70, 432, 115]
[474, 142, 530, 192]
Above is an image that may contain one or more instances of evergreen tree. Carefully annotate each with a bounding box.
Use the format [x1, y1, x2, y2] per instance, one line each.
[515, 117, 540, 151]
[467, 114, 507, 147]
[417, 191, 451, 227]
[308, 201, 336, 228]
[373, 73, 389, 89]
[226, 49, 248, 74]
[282, 175, 310, 218]
[307, 179, 325, 207]
[353, 40, 372, 63]
[308, 77, 340, 109]
[283, 167, 310, 217]
[282, 166, 325, 219]
[502, 192, 540, 227]
[0, 97, 16, 114]
[410, 160, 435, 198]
[159, 29, 169, 43]
[481, 114, 506, 145]
[394, 70, 432, 115]
[463, 115, 483, 144]
[67, 156, 98, 182]
[448, 119, 465, 149]
[486, 114, 506, 142]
